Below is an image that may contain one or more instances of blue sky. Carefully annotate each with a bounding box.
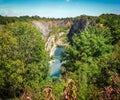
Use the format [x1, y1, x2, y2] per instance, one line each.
[0, 0, 120, 18]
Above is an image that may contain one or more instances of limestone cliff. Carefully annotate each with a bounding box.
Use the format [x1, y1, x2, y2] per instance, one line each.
[45, 32, 66, 57]
[32, 21, 53, 40]
[32, 20, 71, 57]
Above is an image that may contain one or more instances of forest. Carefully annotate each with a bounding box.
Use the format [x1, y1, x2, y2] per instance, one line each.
[0, 14, 120, 100]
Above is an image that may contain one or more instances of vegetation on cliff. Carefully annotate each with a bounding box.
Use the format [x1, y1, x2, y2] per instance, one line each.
[0, 14, 120, 100]
[61, 14, 120, 99]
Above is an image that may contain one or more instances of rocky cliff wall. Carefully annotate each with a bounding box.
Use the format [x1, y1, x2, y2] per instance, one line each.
[32, 21, 53, 40]
[68, 19, 90, 41]
[45, 32, 67, 57]
[33, 20, 70, 57]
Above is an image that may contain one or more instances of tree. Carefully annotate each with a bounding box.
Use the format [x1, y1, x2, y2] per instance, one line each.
[61, 26, 113, 99]
[98, 14, 120, 44]
[0, 22, 49, 99]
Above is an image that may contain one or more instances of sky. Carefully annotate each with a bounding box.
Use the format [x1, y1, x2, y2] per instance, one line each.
[0, 0, 120, 18]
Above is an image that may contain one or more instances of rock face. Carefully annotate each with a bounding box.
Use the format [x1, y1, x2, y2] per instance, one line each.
[45, 32, 67, 57]
[45, 35, 56, 57]
[33, 20, 70, 57]
[32, 21, 53, 40]
[68, 19, 89, 41]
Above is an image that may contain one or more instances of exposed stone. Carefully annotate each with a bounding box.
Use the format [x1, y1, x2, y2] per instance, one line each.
[68, 19, 90, 41]
[45, 32, 67, 57]
[32, 21, 53, 40]
[33, 20, 71, 57]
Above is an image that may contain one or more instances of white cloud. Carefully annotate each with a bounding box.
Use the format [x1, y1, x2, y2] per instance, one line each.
[66, 0, 70, 2]
[0, 9, 20, 16]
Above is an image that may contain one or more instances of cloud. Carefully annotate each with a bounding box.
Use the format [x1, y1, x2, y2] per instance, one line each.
[66, 0, 70, 2]
[0, 9, 20, 16]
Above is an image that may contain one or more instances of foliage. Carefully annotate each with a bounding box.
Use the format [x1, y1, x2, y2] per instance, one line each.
[0, 14, 120, 100]
[98, 14, 120, 44]
[0, 15, 18, 25]
[0, 22, 49, 99]
[50, 26, 68, 35]
[61, 26, 114, 99]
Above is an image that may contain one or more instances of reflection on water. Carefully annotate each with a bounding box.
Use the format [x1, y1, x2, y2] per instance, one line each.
[50, 46, 64, 77]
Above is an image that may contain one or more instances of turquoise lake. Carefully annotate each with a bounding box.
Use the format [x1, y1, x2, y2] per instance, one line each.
[50, 46, 64, 77]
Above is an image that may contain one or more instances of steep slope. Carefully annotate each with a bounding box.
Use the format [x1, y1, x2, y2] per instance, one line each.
[32, 21, 53, 40]
[68, 19, 90, 41]
[32, 20, 71, 57]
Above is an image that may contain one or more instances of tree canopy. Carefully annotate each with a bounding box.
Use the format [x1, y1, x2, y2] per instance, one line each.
[61, 26, 120, 99]
[0, 22, 49, 99]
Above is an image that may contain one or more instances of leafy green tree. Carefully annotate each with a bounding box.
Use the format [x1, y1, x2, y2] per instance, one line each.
[95, 40, 120, 99]
[0, 30, 19, 98]
[61, 26, 113, 99]
[0, 22, 49, 99]
[98, 14, 120, 44]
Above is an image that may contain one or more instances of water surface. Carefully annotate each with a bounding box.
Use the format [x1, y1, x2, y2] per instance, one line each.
[50, 46, 64, 77]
